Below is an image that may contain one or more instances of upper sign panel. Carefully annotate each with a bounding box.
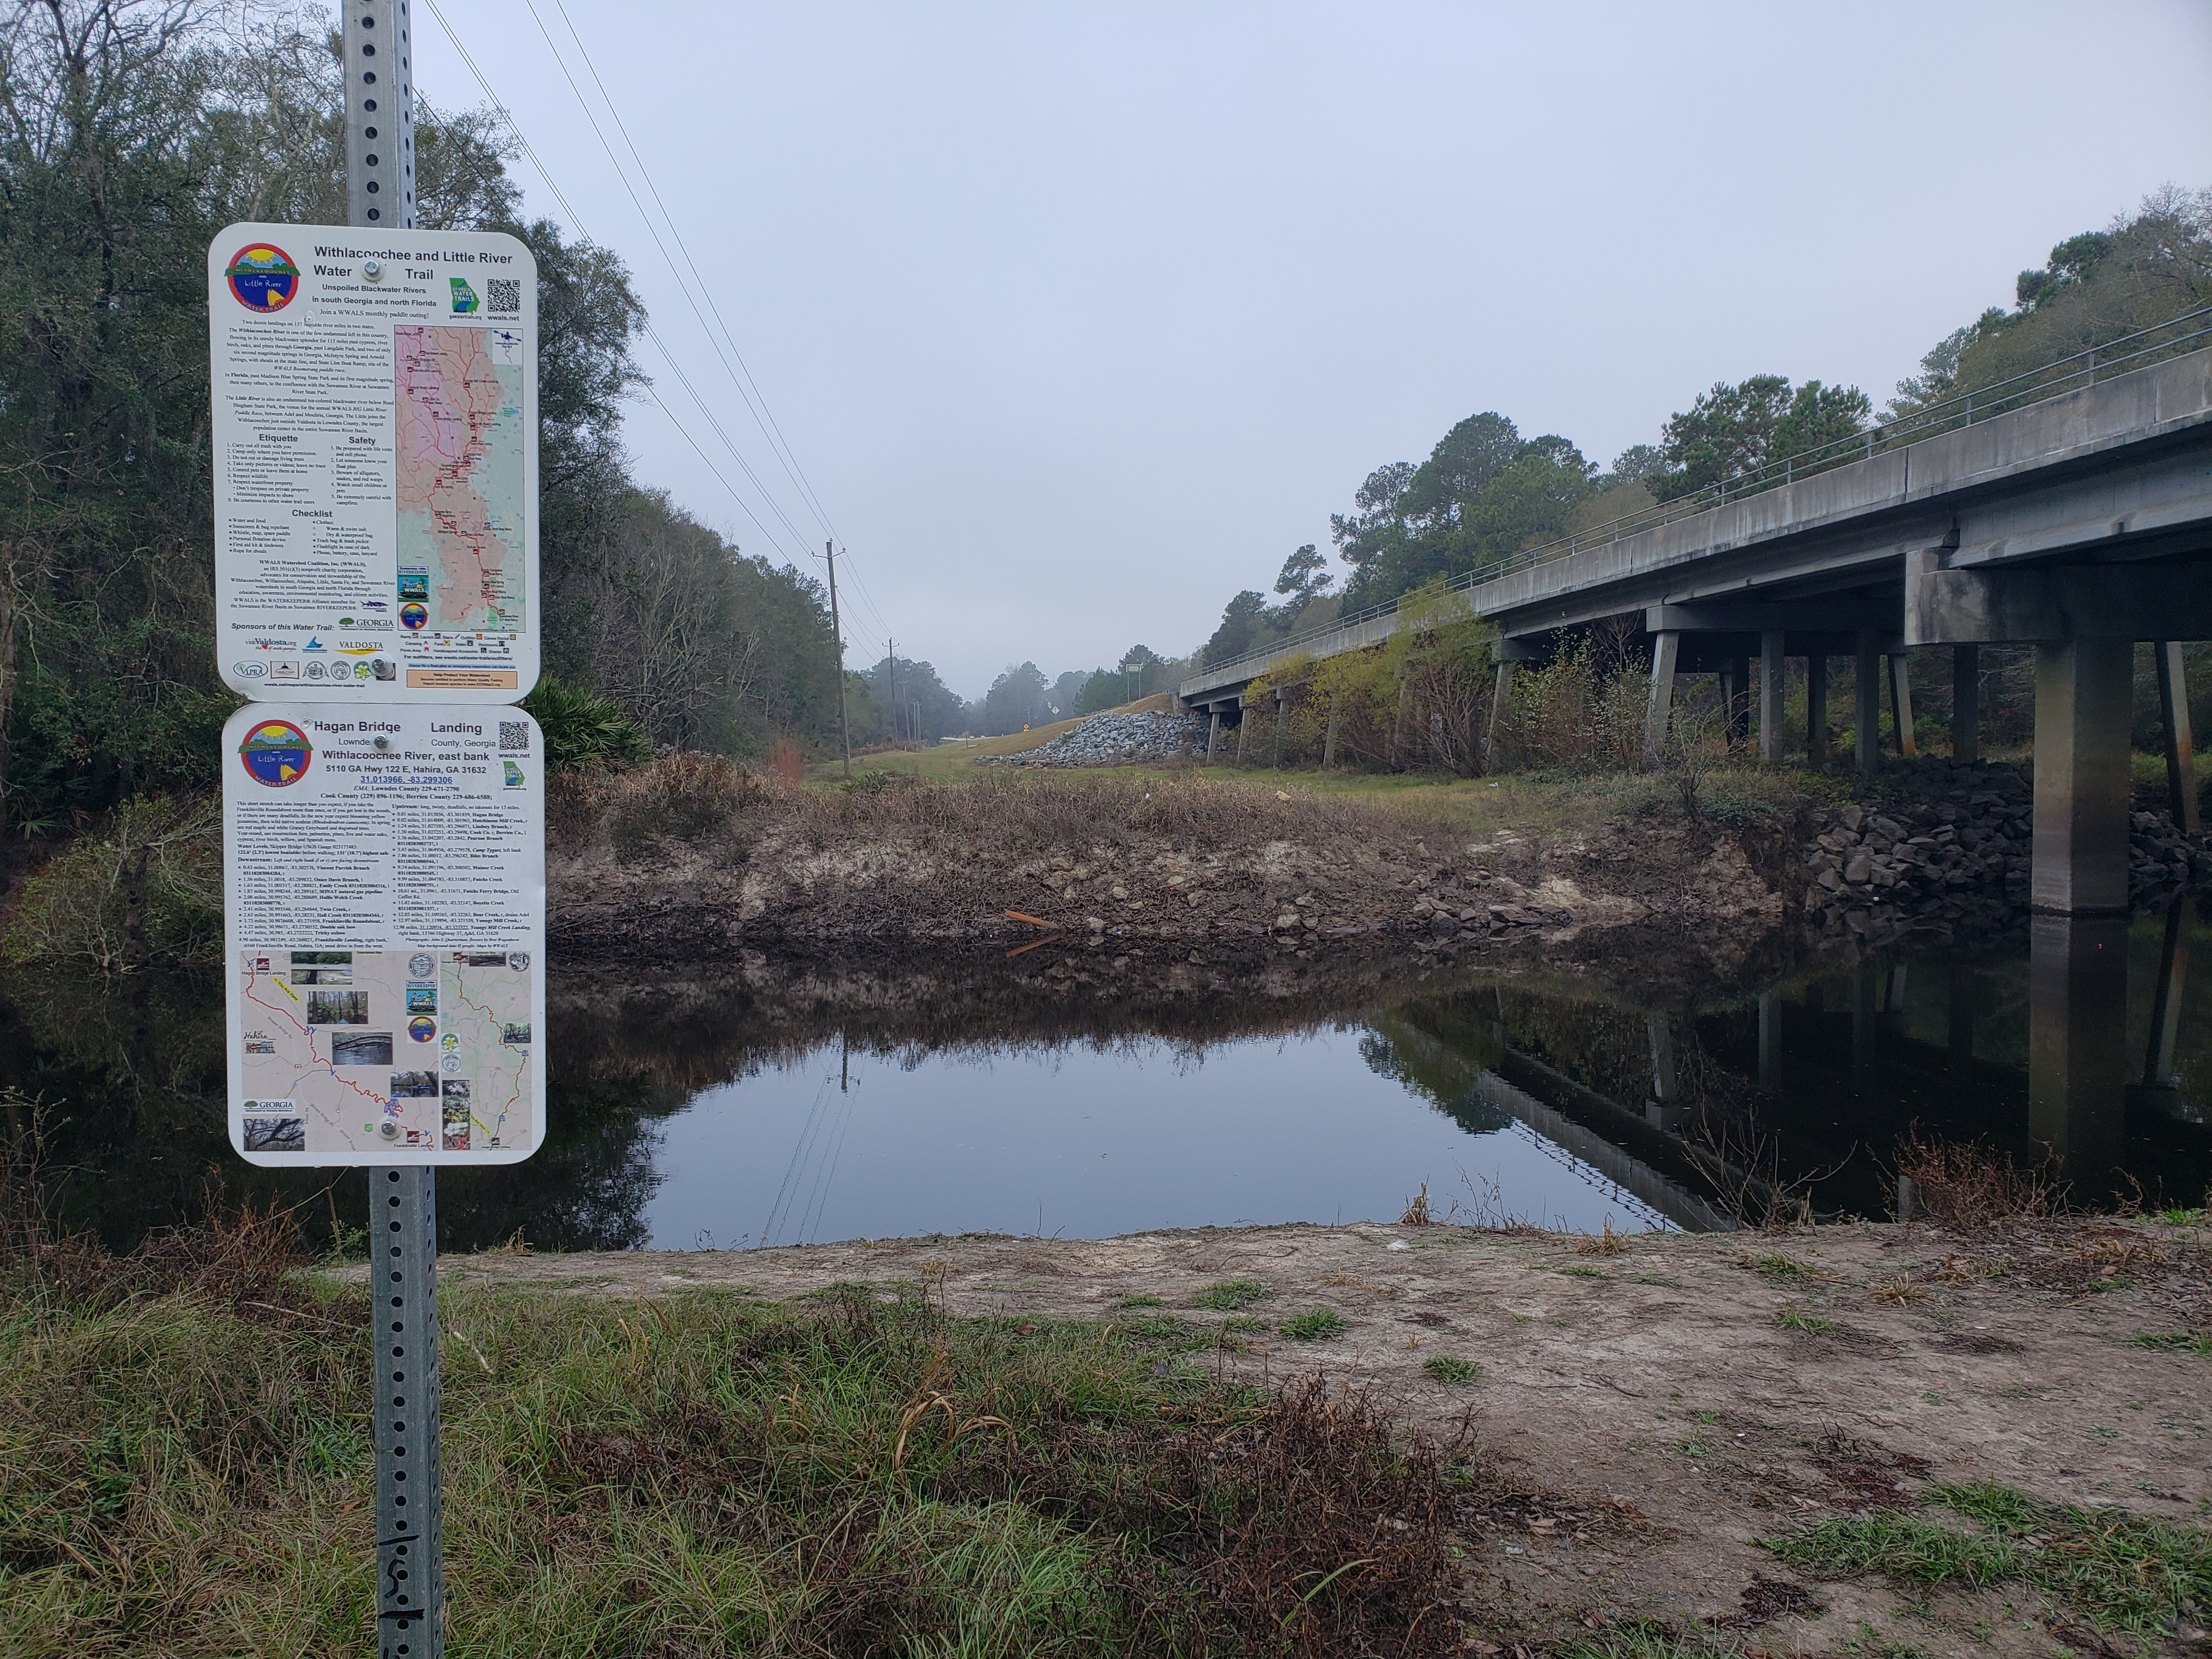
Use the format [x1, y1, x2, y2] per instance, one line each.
[208, 224, 538, 702]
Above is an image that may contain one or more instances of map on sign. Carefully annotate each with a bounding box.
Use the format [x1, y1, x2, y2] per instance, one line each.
[395, 325, 527, 632]
[236, 948, 535, 1157]
[206, 222, 538, 701]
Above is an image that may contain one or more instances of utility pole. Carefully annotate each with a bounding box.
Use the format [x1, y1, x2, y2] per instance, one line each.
[344, 8, 441, 1656]
[888, 637, 900, 745]
[826, 540, 851, 777]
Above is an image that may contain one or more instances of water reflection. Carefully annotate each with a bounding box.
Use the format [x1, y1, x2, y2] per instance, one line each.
[3, 896, 2204, 1250]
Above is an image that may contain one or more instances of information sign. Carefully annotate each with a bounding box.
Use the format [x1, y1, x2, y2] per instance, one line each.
[207, 224, 539, 701]
[222, 704, 546, 1166]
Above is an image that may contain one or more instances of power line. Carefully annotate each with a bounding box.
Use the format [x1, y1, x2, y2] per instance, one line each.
[546, 0, 843, 545]
[515, 0, 822, 556]
[418, 0, 816, 565]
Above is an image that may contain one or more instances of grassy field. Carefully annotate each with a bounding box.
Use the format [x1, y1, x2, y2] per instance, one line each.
[0, 1212, 1469, 1658]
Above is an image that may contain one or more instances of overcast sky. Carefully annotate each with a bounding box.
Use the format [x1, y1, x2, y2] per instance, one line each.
[414, 1, 2212, 701]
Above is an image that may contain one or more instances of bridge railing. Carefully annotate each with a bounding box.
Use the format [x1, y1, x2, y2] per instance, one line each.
[1184, 308, 2212, 692]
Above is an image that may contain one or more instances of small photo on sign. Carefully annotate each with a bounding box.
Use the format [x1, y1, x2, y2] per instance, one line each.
[390, 1070, 439, 1099]
[405, 986, 437, 1013]
[243, 1117, 306, 1153]
[442, 1079, 472, 1150]
[329, 1030, 393, 1066]
[306, 990, 369, 1025]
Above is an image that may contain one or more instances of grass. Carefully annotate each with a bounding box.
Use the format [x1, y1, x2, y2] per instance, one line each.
[2131, 1330, 2212, 1355]
[1192, 1279, 1274, 1311]
[1562, 1264, 1606, 1280]
[1278, 1310, 1350, 1341]
[1421, 1356, 1481, 1385]
[1776, 1308, 1833, 1333]
[1114, 1293, 1163, 1308]
[0, 1216, 1480, 1658]
[1750, 1251, 1815, 1282]
[1766, 1483, 2212, 1639]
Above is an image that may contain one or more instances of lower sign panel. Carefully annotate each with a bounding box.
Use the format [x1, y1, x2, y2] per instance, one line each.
[223, 704, 546, 1166]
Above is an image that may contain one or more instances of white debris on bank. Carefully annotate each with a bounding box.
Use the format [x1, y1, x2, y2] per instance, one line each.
[983, 709, 1211, 767]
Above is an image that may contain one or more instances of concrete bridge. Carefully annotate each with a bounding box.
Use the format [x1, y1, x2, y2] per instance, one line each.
[1178, 339, 2212, 918]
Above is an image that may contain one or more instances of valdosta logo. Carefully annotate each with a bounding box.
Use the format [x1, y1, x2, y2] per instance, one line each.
[239, 719, 313, 786]
[225, 244, 301, 312]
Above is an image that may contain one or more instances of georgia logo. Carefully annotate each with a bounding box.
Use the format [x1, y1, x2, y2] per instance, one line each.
[225, 244, 300, 312]
[239, 719, 313, 786]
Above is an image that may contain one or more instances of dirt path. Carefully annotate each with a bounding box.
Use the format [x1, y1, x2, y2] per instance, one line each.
[438, 1216, 2211, 1656]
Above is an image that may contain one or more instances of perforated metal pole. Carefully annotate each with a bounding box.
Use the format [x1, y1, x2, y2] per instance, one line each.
[343, 6, 440, 1654]
[345, 0, 417, 232]
[374, 1167, 444, 1658]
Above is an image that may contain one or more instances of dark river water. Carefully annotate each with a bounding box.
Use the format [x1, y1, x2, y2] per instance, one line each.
[5, 898, 2207, 1252]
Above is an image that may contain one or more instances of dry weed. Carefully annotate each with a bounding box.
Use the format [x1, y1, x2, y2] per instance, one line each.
[1895, 1132, 2062, 1231]
[1575, 1218, 1630, 1257]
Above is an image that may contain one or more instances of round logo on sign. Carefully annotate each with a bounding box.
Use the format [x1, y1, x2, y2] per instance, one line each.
[238, 719, 313, 787]
[408, 1016, 437, 1043]
[399, 602, 429, 631]
[225, 244, 301, 312]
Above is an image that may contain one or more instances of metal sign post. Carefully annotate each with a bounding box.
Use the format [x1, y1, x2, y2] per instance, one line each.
[343, 12, 440, 1652]
[211, 5, 545, 1651]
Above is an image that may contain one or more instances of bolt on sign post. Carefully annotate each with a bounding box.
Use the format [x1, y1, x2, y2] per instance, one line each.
[210, 6, 543, 1654]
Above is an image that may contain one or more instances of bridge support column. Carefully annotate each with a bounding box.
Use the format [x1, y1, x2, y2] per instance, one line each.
[2155, 641, 2200, 831]
[1273, 689, 1286, 769]
[1643, 630, 1679, 763]
[1235, 709, 1249, 766]
[1757, 991, 1781, 1087]
[1759, 631, 1785, 763]
[1322, 700, 1340, 769]
[1486, 661, 1514, 766]
[1951, 645, 1978, 763]
[1807, 656, 1828, 766]
[1722, 658, 1751, 748]
[1854, 631, 1881, 774]
[1205, 709, 1221, 764]
[1889, 653, 1917, 758]
[2032, 639, 2132, 913]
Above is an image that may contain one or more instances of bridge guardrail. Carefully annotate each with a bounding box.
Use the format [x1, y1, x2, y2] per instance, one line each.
[1182, 308, 2212, 696]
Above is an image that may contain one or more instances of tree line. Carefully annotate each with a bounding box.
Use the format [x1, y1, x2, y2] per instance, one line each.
[0, 1, 854, 830]
[1193, 185, 2212, 670]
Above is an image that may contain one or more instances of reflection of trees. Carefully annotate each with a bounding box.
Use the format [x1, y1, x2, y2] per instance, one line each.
[0, 968, 685, 1255]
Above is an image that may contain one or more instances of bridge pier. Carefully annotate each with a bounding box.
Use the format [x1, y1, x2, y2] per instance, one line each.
[2154, 641, 2199, 831]
[1854, 632, 1881, 774]
[1807, 655, 1829, 766]
[1888, 653, 1916, 757]
[2031, 639, 2134, 914]
[1205, 709, 1221, 763]
[1951, 645, 1978, 763]
[1759, 632, 1785, 763]
[1643, 630, 1680, 761]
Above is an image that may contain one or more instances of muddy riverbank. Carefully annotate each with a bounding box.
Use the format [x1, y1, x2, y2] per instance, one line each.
[438, 1212, 2212, 1658]
[547, 761, 1801, 986]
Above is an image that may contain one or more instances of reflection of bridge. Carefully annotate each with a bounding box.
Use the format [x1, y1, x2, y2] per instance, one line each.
[1180, 334, 2212, 920]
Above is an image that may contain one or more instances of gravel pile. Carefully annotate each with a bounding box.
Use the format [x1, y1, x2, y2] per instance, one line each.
[985, 709, 1209, 768]
[1801, 759, 2212, 944]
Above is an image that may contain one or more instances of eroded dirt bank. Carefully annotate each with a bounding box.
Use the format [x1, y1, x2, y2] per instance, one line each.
[548, 763, 1797, 988]
[442, 1216, 2212, 1657]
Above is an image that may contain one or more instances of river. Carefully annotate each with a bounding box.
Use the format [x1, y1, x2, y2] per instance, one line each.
[4, 898, 2205, 1252]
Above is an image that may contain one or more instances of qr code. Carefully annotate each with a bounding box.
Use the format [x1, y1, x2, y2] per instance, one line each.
[486, 277, 521, 313]
[498, 720, 530, 752]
